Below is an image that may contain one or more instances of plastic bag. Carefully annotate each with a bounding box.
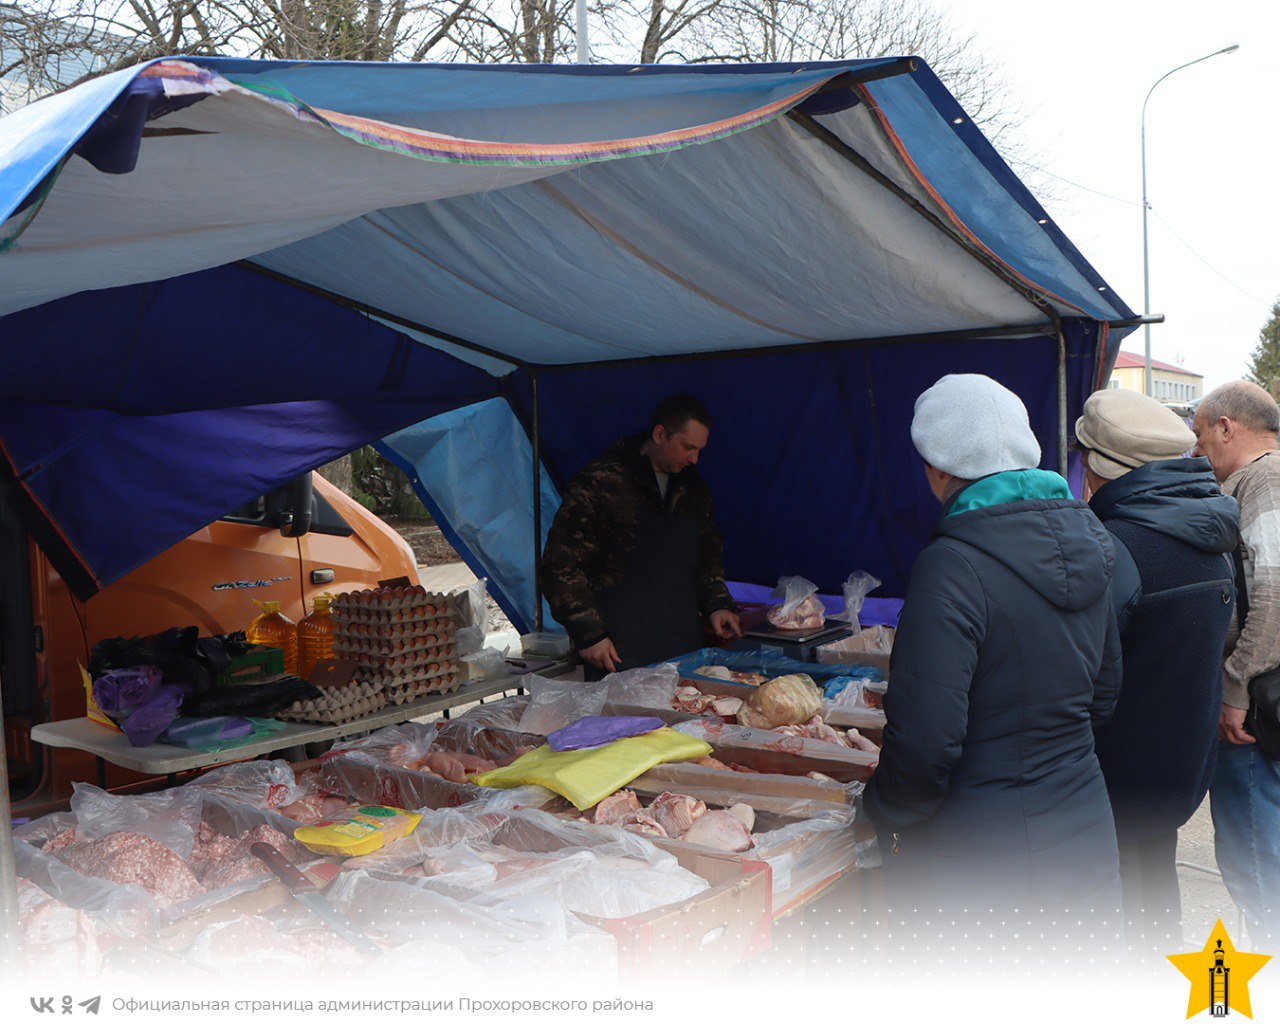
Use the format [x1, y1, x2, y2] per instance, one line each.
[357, 806, 708, 920]
[452, 579, 489, 657]
[471, 728, 712, 811]
[162, 715, 285, 752]
[834, 570, 881, 627]
[186, 760, 310, 811]
[766, 576, 825, 631]
[737, 674, 823, 729]
[548, 716, 663, 752]
[516, 675, 609, 735]
[461, 643, 508, 679]
[604, 663, 680, 709]
[69, 784, 203, 859]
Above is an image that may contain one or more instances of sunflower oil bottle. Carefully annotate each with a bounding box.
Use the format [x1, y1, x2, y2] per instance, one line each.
[246, 600, 298, 676]
[296, 593, 336, 679]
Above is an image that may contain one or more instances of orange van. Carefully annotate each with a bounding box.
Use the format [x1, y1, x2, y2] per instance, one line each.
[2, 472, 419, 809]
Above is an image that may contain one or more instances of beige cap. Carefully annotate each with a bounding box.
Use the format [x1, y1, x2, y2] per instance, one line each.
[1074, 389, 1196, 481]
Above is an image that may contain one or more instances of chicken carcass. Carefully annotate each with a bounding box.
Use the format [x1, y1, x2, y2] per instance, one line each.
[725, 803, 756, 831]
[617, 811, 669, 838]
[696, 756, 731, 771]
[593, 790, 641, 826]
[648, 792, 707, 839]
[672, 686, 716, 714]
[710, 697, 743, 719]
[682, 810, 753, 852]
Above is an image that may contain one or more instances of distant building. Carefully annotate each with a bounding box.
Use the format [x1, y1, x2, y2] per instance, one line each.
[1107, 351, 1204, 403]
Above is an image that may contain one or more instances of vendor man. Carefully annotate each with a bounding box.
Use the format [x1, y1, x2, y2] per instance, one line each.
[543, 394, 741, 677]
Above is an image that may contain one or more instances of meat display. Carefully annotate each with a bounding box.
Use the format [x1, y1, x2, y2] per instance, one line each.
[590, 789, 756, 851]
[18, 879, 103, 977]
[648, 793, 706, 838]
[384, 740, 527, 782]
[593, 790, 641, 826]
[691, 665, 768, 686]
[682, 811, 753, 853]
[774, 715, 879, 753]
[42, 820, 299, 906]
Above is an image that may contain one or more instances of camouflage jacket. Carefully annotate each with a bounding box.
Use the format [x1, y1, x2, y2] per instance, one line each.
[542, 434, 736, 649]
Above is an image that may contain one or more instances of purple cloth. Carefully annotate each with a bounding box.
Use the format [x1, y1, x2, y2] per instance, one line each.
[92, 664, 162, 713]
[547, 716, 664, 752]
[120, 686, 186, 747]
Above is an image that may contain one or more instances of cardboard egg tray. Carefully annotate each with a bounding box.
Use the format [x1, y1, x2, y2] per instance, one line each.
[332, 632, 455, 658]
[381, 672, 463, 704]
[349, 647, 456, 674]
[330, 600, 454, 628]
[355, 662, 459, 688]
[278, 680, 388, 725]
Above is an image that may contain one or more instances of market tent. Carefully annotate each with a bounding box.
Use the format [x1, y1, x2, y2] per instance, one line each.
[0, 56, 1137, 632]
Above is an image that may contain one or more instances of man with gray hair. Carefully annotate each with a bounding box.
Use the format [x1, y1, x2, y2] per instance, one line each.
[1192, 380, 1280, 947]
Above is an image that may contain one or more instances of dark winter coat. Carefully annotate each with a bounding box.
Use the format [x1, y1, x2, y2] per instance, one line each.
[863, 472, 1123, 914]
[542, 434, 735, 649]
[1089, 458, 1239, 843]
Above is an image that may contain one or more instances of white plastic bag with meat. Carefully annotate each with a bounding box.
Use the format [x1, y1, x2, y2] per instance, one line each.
[70, 783, 203, 859]
[766, 576, 826, 631]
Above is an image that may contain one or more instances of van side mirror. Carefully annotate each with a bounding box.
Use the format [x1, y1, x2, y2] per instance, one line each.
[279, 473, 314, 538]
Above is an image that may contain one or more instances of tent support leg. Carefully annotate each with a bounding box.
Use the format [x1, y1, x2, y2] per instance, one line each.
[532, 373, 544, 633]
[1057, 322, 1069, 478]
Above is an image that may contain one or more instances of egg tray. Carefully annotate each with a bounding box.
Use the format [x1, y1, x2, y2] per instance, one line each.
[355, 662, 459, 689]
[348, 648, 456, 675]
[330, 604, 455, 628]
[381, 674, 463, 705]
[332, 633, 455, 658]
[330, 585, 451, 614]
[332, 615, 454, 637]
[277, 681, 388, 725]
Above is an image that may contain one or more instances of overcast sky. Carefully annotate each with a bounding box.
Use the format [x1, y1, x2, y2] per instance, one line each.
[951, 0, 1276, 389]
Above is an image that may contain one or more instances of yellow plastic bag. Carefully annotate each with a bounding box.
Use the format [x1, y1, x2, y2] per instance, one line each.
[294, 805, 421, 857]
[471, 728, 712, 811]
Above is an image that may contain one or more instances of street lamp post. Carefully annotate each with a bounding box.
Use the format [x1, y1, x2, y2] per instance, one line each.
[1141, 43, 1239, 397]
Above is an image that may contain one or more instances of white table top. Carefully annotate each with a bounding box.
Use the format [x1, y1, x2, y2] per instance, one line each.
[30, 671, 539, 774]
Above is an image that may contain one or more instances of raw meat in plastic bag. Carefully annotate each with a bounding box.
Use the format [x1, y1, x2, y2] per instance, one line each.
[736, 674, 824, 729]
[766, 576, 825, 631]
[70, 784, 203, 859]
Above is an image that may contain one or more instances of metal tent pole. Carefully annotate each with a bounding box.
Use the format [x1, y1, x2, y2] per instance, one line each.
[1057, 323, 1070, 478]
[532, 373, 544, 632]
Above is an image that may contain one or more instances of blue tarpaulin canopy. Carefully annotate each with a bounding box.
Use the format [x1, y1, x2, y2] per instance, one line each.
[0, 56, 1136, 632]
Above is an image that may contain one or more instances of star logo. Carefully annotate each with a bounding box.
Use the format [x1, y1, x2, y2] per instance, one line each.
[1168, 919, 1271, 1018]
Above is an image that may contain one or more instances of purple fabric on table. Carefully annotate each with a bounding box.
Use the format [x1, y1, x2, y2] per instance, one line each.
[92, 664, 163, 713]
[547, 716, 664, 752]
[120, 686, 186, 747]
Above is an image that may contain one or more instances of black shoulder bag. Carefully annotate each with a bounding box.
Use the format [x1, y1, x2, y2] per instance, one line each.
[1232, 546, 1280, 760]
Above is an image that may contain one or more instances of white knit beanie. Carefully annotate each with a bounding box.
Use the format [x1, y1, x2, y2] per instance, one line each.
[911, 374, 1041, 479]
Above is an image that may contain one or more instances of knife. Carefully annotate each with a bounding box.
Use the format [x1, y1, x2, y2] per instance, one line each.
[249, 842, 379, 957]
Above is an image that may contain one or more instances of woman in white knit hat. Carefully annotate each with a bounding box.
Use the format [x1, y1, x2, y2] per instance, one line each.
[862, 373, 1123, 961]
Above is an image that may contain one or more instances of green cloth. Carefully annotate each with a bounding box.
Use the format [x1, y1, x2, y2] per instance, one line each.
[946, 469, 1072, 517]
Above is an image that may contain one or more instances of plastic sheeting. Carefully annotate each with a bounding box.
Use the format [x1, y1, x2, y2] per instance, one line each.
[0, 54, 1132, 615]
[379, 399, 559, 635]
